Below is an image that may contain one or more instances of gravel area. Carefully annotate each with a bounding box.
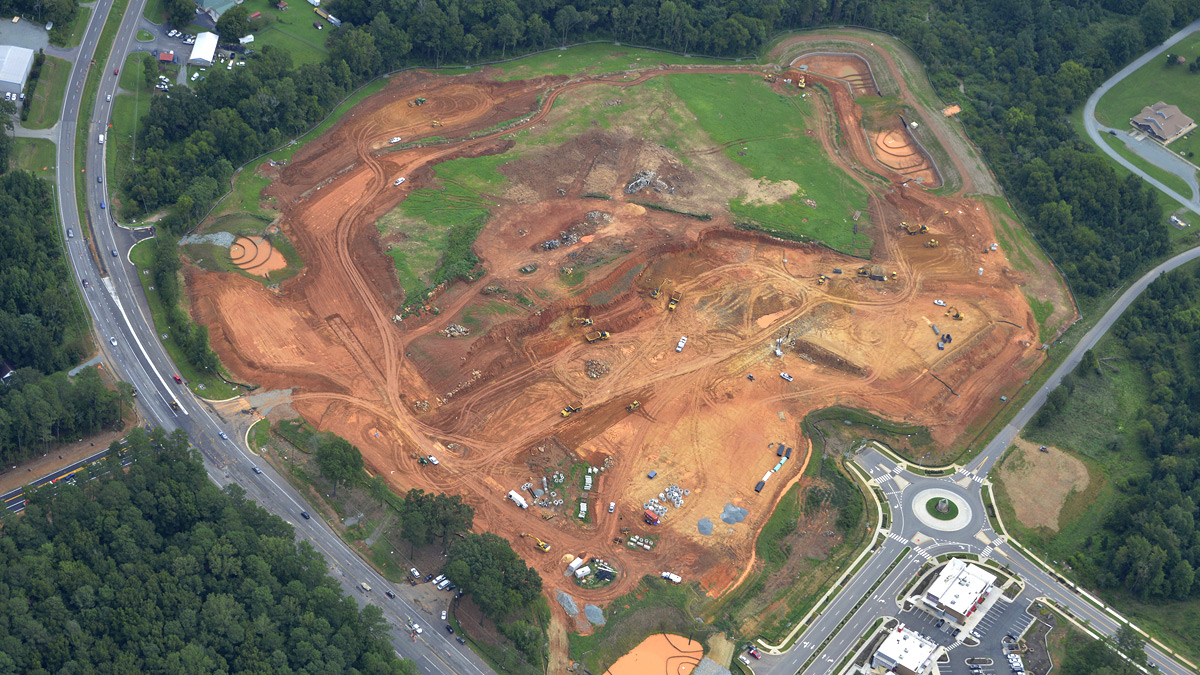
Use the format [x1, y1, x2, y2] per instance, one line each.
[584, 604, 606, 626]
[179, 232, 236, 248]
[697, 517, 713, 535]
[556, 590, 578, 617]
[720, 503, 749, 524]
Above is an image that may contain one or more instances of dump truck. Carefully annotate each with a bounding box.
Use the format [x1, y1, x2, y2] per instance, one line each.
[901, 222, 928, 235]
[626, 400, 641, 412]
[561, 402, 582, 417]
[668, 291, 682, 311]
[644, 509, 660, 525]
[584, 330, 610, 343]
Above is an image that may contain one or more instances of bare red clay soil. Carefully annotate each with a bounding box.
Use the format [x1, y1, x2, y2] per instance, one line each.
[188, 62, 1044, 615]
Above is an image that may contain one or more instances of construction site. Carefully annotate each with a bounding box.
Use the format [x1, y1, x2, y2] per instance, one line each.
[185, 42, 1067, 634]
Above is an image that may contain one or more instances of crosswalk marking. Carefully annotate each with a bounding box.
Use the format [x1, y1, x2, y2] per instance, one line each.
[876, 473, 892, 485]
[945, 640, 962, 652]
[980, 546, 993, 558]
[913, 547, 932, 561]
[886, 531, 908, 545]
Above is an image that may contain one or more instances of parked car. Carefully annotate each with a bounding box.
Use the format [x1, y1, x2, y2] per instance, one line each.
[427, 455, 438, 465]
[441, 610, 447, 621]
[608, 502, 615, 513]
[780, 372, 794, 382]
[393, 177, 406, 186]
[738, 655, 751, 665]
[446, 625, 454, 634]
[409, 567, 420, 578]
[456, 637, 466, 644]
[748, 647, 761, 659]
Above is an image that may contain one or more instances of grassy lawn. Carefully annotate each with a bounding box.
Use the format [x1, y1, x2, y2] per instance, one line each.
[137, 29, 154, 41]
[489, 43, 738, 81]
[248, 418, 270, 451]
[50, 5, 91, 48]
[240, 0, 330, 66]
[382, 153, 506, 302]
[143, 0, 165, 23]
[9, 137, 57, 176]
[668, 74, 872, 255]
[128, 240, 240, 400]
[1095, 33, 1200, 129]
[108, 57, 156, 213]
[217, 77, 388, 218]
[24, 55, 71, 130]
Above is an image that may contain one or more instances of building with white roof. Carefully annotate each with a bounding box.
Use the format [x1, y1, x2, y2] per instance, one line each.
[188, 32, 219, 67]
[922, 558, 997, 624]
[871, 624, 937, 675]
[0, 45, 34, 96]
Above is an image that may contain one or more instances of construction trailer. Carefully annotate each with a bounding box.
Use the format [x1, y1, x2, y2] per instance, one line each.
[644, 509, 661, 525]
[584, 330, 610, 343]
[508, 490, 529, 509]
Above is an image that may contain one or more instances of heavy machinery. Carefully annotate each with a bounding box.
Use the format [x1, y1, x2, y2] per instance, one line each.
[584, 330, 610, 343]
[797, 73, 806, 89]
[901, 222, 928, 235]
[857, 266, 871, 277]
[925, 239, 939, 248]
[668, 291, 682, 311]
[560, 402, 582, 417]
[520, 533, 551, 552]
[626, 400, 641, 412]
[946, 307, 964, 320]
[410, 97, 426, 106]
[572, 317, 594, 327]
[542, 513, 556, 521]
[431, 120, 442, 127]
[816, 274, 829, 285]
[763, 73, 776, 83]
[650, 278, 667, 299]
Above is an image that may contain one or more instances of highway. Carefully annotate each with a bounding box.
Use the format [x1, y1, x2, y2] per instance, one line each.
[46, 1, 494, 673]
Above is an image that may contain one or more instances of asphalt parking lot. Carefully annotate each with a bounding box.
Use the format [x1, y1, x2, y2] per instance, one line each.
[895, 591, 1036, 675]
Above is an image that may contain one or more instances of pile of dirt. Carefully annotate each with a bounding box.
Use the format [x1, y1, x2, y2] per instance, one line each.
[584, 360, 610, 379]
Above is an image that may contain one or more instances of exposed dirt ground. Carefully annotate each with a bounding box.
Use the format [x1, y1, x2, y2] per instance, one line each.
[997, 440, 1089, 531]
[605, 633, 703, 674]
[187, 56, 1049, 622]
[230, 236, 286, 277]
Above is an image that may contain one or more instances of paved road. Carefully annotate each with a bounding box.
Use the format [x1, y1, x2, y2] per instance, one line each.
[1083, 18, 1200, 214]
[46, 2, 494, 673]
[754, 241, 1200, 675]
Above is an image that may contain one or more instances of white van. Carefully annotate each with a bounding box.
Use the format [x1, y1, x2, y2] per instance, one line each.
[432, 574, 445, 585]
[436, 579, 450, 590]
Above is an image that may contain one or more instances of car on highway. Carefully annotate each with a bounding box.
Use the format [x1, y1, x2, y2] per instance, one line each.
[456, 637, 466, 644]
[385, 590, 396, 599]
[98, 175, 102, 182]
[100, 201, 105, 209]
[412, 623, 422, 634]
[300, 511, 310, 519]
[111, 249, 117, 257]
[109, 337, 117, 346]
[82, 279, 89, 288]
[218, 431, 227, 440]
[359, 582, 371, 592]
[106, 94, 111, 102]
[67, 228, 73, 237]
[113, 68, 118, 75]
[252, 466, 262, 474]
[173, 374, 182, 383]
[441, 610, 447, 621]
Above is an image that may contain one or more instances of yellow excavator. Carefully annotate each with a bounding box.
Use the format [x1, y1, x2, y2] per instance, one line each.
[857, 266, 871, 277]
[946, 307, 964, 320]
[431, 120, 442, 127]
[520, 533, 551, 552]
[816, 274, 829, 286]
[572, 317, 594, 327]
[650, 278, 667, 299]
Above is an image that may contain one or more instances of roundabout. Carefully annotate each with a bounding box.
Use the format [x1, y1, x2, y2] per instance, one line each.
[911, 488, 973, 532]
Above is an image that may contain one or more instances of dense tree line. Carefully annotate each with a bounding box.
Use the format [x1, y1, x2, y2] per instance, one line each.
[0, 0, 77, 35]
[0, 171, 88, 373]
[443, 532, 548, 667]
[1061, 625, 1148, 675]
[150, 235, 222, 375]
[397, 487, 474, 553]
[0, 368, 126, 466]
[1044, 267, 1200, 602]
[0, 427, 419, 674]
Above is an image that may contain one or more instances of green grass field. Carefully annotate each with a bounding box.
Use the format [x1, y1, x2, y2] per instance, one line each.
[239, 0, 330, 66]
[1095, 33, 1200, 130]
[128, 240, 240, 400]
[24, 55, 71, 130]
[382, 153, 506, 301]
[143, 0, 165, 23]
[107, 57, 156, 213]
[9, 138, 57, 176]
[668, 74, 872, 254]
[489, 43, 736, 81]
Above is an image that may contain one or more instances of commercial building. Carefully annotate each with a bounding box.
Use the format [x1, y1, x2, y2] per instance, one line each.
[922, 558, 997, 625]
[1130, 101, 1196, 145]
[0, 45, 35, 96]
[870, 624, 937, 675]
[188, 32, 219, 67]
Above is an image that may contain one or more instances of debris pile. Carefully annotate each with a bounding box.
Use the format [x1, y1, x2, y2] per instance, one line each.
[412, 399, 430, 412]
[585, 210, 613, 224]
[625, 169, 670, 194]
[440, 324, 470, 337]
[584, 360, 610, 379]
[541, 239, 561, 250]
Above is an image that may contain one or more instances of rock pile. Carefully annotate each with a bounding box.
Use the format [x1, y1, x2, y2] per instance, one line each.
[584, 360, 610, 379]
[624, 169, 670, 194]
[440, 324, 470, 337]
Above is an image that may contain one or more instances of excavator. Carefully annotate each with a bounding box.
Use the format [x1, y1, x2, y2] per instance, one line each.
[626, 400, 641, 412]
[561, 402, 582, 417]
[816, 274, 829, 286]
[857, 266, 871, 277]
[431, 120, 442, 127]
[542, 513, 556, 521]
[946, 307, 964, 320]
[572, 317, 594, 327]
[763, 72, 777, 83]
[650, 278, 667, 299]
[520, 533, 551, 552]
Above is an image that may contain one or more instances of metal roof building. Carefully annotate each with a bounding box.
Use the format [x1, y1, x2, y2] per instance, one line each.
[0, 46, 34, 95]
[188, 32, 219, 67]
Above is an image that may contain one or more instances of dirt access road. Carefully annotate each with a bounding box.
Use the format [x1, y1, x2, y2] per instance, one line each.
[188, 59, 1045, 619]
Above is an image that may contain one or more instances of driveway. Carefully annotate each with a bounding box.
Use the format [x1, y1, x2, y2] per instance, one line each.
[1083, 18, 1200, 215]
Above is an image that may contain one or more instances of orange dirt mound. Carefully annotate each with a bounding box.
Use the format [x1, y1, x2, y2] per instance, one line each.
[606, 634, 703, 675]
[230, 236, 287, 277]
[871, 126, 940, 187]
[187, 65, 1045, 620]
[792, 52, 878, 96]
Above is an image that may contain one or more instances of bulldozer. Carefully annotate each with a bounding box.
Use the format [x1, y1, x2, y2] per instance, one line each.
[431, 121, 442, 127]
[584, 330, 610, 344]
[542, 513, 557, 521]
[572, 317, 594, 327]
[667, 291, 682, 311]
[763, 73, 777, 83]
[925, 239, 939, 248]
[946, 307, 964, 320]
[797, 73, 806, 89]
[626, 400, 641, 412]
[857, 266, 871, 277]
[816, 274, 829, 286]
[520, 533, 551, 552]
[561, 402, 582, 417]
